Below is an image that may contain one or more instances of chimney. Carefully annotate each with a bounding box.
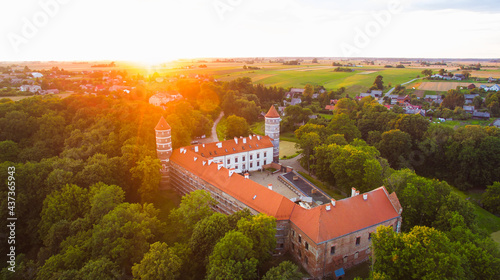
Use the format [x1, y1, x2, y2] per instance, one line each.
[202, 144, 205, 147]
[193, 157, 197, 162]
[257, 135, 261, 140]
[216, 142, 222, 148]
[326, 205, 331, 211]
[217, 162, 223, 170]
[249, 135, 253, 140]
[243, 138, 247, 144]
[268, 184, 273, 190]
[194, 146, 199, 152]
[253, 195, 257, 200]
[363, 194, 368, 201]
[229, 168, 235, 177]
[234, 137, 238, 144]
[208, 158, 214, 165]
[351, 187, 357, 197]
[180, 148, 185, 153]
[331, 199, 336, 207]
[356, 191, 360, 196]
[244, 173, 249, 179]
[202, 161, 207, 166]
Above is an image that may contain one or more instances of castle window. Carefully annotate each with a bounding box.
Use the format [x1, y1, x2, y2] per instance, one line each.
[298, 235, 302, 244]
[235, 158, 238, 163]
[264, 160, 267, 165]
[264, 152, 267, 157]
[243, 156, 246, 161]
[298, 250, 302, 258]
[330, 246, 336, 255]
[368, 233, 372, 241]
[305, 242, 309, 251]
[225, 149, 228, 152]
[243, 164, 246, 170]
[292, 230, 295, 237]
[250, 163, 253, 168]
[250, 155, 253, 160]
[257, 161, 260, 167]
[232, 148, 236, 151]
[356, 237, 361, 246]
[257, 153, 260, 159]
[227, 159, 230, 164]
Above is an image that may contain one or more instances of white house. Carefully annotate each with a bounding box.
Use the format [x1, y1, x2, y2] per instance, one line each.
[19, 85, 41, 93]
[149, 91, 182, 106]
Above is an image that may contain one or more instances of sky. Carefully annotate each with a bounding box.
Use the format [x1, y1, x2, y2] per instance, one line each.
[0, 0, 499, 63]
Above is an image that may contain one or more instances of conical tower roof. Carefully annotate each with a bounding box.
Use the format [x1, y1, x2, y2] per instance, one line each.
[265, 105, 280, 118]
[155, 116, 171, 130]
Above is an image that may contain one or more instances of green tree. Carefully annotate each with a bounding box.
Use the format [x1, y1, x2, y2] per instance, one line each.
[421, 69, 433, 77]
[226, 115, 250, 139]
[372, 225, 465, 279]
[132, 242, 182, 280]
[237, 214, 277, 264]
[303, 84, 314, 103]
[376, 129, 412, 168]
[207, 231, 258, 280]
[78, 257, 121, 280]
[441, 90, 465, 110]
[0, 140, 19, 162]
[130, 156, 161, 203]
[482, 182, 500, 215]
[91, 203, 163, 273]
[169, 190, 217, 240]
[188, 213, 233, 277]
[327, 113, 361, 142]
[262, 261, 303, 280]
[371, 75, 384, 90]
[392, 114, 429, 141]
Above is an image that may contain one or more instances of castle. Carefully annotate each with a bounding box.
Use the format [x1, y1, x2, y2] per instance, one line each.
[155, 106, 402, 279]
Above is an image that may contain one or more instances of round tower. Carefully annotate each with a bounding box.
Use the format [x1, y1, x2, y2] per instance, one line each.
[265, 105, 281, 162]
[155, 116, 172, 187]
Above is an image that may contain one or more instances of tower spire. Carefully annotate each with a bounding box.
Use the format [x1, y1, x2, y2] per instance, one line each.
[155, 116, 172, 188]
[265, 105, 281, 163]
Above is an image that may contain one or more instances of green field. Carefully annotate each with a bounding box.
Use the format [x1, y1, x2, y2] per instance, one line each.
[432, 119, 494, 129]
[215, 67, 423, 95]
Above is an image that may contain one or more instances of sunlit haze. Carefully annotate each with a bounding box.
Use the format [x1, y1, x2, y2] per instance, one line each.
[1, 0, 499, 62]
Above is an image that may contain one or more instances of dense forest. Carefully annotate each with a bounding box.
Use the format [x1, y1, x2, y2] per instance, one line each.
[0, 77, 294, 279]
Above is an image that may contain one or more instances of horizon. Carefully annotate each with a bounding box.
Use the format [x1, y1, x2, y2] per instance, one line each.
[1, 0, 499, 63]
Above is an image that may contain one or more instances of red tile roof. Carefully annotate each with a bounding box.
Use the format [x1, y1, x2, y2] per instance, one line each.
[170, 149, 295, 220]
[170, 148, 402, 244]
[186, 135, 274, 158]
[290, 187, 401, 243]
[155, 116, 171, 130]
[265, 105, 280, 118]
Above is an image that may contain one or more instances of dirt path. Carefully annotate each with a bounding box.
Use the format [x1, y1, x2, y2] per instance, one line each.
[198, 111, 224, 144]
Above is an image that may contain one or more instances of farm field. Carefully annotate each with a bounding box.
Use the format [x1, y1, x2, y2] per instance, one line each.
[418, 81, 494, 92]
[215, 66, 423, 95]
[1, 92, 74, 101]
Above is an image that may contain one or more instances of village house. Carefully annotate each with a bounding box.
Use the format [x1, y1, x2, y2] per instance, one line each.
[19, 85, 41, 93]
[464, 94, 479, 104]
[155, 106, 403, 279]
[149, 91, 183, 107]
[463, 105, 475, 114]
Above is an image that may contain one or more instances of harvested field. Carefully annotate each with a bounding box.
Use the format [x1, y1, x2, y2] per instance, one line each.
[418, 82, 494, 91]
[358, 71, 379, 75]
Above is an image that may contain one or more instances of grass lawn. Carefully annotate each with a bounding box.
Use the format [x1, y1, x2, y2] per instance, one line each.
[450, 187, 500, 236]
[216, 116, 227, 141]
[432, 119, 494, 129]
[279, 141, 300, 159]
[250, 120, 265, 135]
[319, 113, 333, 120]
[491, 231, 500, 248]
[280, 131, 298, 143]
[298, 172, 345, 200]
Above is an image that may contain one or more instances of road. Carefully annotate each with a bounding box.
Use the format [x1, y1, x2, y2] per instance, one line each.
[197, 111, 224, 144]
[385, 77, 422, 95]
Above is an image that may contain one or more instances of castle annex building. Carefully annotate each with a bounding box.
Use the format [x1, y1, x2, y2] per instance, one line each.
[155, 106, 403, 279]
